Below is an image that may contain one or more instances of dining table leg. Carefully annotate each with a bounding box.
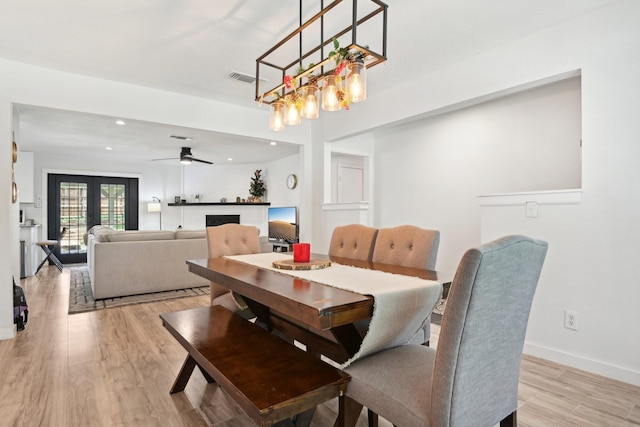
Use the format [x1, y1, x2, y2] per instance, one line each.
[272, 407, 316, 427]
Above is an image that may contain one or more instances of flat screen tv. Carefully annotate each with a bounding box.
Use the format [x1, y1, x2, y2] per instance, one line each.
[268, 206, 298, 243]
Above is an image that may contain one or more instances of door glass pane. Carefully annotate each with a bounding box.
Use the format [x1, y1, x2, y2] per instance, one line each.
[101, 184, 126, 230]
[59, 182, 88, 255]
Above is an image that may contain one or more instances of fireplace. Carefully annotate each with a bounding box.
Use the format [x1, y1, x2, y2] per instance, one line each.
[206, 214, 240, 227]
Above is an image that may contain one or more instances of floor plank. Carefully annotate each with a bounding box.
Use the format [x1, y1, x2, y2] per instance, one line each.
[1, 266, 638, 426]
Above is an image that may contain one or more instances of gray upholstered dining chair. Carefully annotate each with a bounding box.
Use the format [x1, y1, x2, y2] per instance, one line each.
[328, 224, 379, 261]
[371, 224, 441, 345]
[341, 235, 548, 427]
[206, 224, 261, 315]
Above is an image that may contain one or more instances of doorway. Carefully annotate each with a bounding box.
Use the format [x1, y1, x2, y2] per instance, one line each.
[337, 164, 364, 202]
[47, 174, 139, 264]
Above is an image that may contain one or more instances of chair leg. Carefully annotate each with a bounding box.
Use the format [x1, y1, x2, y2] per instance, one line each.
[34, 254, 49, 274]
[500, 410, 517, 427]
[335, 395, 363, 427]
[367, 409, 379, 427]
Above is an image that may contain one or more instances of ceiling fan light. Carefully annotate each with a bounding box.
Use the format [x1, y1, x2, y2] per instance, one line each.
[180, 157, 192, 165]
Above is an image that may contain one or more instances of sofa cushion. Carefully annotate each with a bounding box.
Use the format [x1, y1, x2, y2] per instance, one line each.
[106, 230, 176, 242]
[175, 229, 206, 239]
[92, 226, 116, 242]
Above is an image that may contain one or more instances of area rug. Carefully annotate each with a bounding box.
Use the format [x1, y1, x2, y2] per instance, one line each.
[68, 266, 209, 314]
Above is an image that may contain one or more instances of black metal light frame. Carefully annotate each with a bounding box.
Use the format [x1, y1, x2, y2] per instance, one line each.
[255, 0, 388, 105]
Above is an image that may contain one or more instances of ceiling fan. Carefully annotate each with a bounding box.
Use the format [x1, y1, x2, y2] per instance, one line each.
[153, 147, 213, 165]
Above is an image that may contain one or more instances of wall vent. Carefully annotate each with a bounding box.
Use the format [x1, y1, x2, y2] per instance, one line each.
[228, 71, 266, 84]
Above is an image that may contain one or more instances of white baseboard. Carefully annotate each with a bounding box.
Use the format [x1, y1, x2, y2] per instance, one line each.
[524, 342, 640, 387]
[0, 324, 16, 340]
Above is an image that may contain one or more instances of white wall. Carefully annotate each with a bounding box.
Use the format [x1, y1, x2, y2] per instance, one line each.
[374, 77, 581, 275]
[168, 153, 301, 232]
[306, 0, 640, 385]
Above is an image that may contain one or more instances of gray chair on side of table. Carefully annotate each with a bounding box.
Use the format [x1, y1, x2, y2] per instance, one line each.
[341, 235, 548, 427]
[206, 224, 261, 317]
[328, 224, 379, 262]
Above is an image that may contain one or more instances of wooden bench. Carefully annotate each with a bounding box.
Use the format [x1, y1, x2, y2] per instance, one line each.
[160, 305, 350, 427]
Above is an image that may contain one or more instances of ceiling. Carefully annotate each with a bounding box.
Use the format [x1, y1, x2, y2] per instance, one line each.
[1, 0, 619, 165]
[13, 104, 300, 165]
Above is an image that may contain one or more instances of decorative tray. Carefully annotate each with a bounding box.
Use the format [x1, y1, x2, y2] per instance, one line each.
[272, 259, 332, 271]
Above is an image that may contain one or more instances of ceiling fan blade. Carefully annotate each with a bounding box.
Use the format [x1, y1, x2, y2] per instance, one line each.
[152, 157, 179, 161]
[191, 157, 213, 165]
[152, 147, 212, 164]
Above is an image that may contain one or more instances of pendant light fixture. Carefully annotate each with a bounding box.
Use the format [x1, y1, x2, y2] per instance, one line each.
[269, 100, 286, 131]
[255, 0, 388, 130]
[300, 84, 319, 119]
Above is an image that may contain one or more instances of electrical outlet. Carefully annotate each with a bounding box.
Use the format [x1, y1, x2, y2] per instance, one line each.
[564, 310, 579, 330]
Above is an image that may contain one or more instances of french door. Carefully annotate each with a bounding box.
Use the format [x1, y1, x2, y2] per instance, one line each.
[47, 174, 139, 264]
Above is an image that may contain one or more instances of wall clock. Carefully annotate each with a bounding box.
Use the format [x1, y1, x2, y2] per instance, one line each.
[286, 174, 298, 189]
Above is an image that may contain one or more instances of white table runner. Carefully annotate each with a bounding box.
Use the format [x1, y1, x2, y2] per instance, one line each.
[226, 252, 443, 367]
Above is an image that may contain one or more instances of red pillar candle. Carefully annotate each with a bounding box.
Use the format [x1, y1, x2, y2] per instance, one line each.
[293, 243, 311, 263]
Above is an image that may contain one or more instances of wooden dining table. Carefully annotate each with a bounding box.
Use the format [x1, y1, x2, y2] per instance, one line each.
[186, 253, 449, 365]
[185, 253, 449, 426]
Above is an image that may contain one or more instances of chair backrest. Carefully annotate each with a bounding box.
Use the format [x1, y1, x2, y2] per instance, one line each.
[206, 224, 260, 298]
[328, 224, 379, 262]
[430, 235, 548, 427]
[371, 225, 440, 269]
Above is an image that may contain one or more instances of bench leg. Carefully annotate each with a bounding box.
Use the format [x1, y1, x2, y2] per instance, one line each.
[170, 355, 197, 394]
[197, 364, 215, 384]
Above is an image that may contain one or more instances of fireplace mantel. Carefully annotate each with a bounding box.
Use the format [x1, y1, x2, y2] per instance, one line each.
[168, 202, 270, 206]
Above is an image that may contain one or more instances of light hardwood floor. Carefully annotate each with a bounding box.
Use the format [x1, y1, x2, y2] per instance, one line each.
[2, 266, 639, 426]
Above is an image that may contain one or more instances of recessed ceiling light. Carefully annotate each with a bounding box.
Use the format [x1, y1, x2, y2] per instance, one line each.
[270, 141, 277, 146]
[115, 120, 125, 125]
[227, 158, 233, 161]
[105, 146, 113, 150]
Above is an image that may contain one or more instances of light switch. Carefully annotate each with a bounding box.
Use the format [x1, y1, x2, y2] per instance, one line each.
[35, 194, 42, 208]
[525, 201, 538, 218]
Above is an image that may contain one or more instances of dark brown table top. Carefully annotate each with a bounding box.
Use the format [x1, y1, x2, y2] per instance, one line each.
[187, 254, 451, 331]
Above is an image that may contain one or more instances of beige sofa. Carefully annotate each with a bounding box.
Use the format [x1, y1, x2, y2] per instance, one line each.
[86, 227, 209, 299]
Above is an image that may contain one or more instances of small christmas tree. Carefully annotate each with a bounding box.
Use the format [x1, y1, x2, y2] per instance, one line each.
[249, 169, 266, 200]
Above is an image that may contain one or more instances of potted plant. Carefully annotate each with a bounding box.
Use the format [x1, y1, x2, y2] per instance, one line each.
[249, 169, 266, 202]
